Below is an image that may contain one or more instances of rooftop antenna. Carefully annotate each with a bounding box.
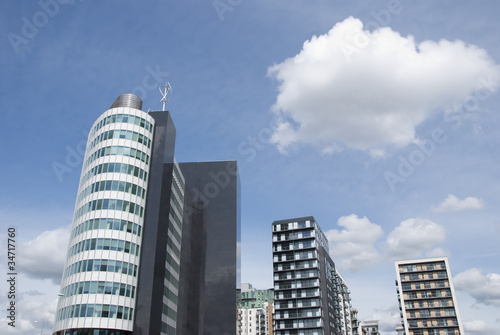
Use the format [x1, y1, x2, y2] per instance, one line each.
[159, 82, 172, 111]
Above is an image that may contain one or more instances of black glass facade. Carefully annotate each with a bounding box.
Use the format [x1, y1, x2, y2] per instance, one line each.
[133, 111, 178, 335]
[177, 161, 241, 335]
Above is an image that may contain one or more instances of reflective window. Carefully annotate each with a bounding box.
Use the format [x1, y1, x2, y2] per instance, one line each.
[74, 198, 144, 219]
[68, 237, 139, 257]
[89, 129, 152, 151]
[90, 113, 153, 136]
[84, 145, 150, 169]
[56, 303, 134, 321]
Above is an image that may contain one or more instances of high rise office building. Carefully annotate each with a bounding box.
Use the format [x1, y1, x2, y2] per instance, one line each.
[395, 257, 464, 335]
[272, 216, 352, 335]
[53, 93, 239, 335]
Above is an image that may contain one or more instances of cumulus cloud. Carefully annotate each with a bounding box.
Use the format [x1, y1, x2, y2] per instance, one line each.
[369, 304, 402, 333]
[268, 17, 500, 155]
[454, 268, 500, 306]
[18, 226, 70, 284]
[385, 218, 446, 259]
[432, 194, 485, 213]
[463, 320, 487, 332]
[325, 214, 384, 272]
[0, 295, 58, 335]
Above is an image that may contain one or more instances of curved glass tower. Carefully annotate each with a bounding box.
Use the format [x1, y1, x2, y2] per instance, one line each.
[53, 93, 240, 335]
[53, 94, 155, 335]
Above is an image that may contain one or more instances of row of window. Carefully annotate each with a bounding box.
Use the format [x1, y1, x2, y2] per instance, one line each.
[91, 113, 153, 138]
[405, 290, 452, 299]
[77, 180, 146, 204]
[276, 279, 319, 290]
[273, 230, 314, 242]
[276, 330, 321, 335]
[54, 329, 131, 335]
[64, 259, 138, 278]
[402, 281, 449, 290]
[273, 220, 315, 232]
[84, 146, 150, 170]
[275, 269, 318, 281]
[56, 303, 134, 321]
[408, 308, 456, 318]
[405, 299, 452, 309]
[274, 240, 315, 252]
[276, 288, 320, 299]
[89, 129, 152, 151]
[71, 218, 142, 239]
[274, 250, 317, 262]
[411, 329, 459, 335]
[276, 318, 322, 329]
[401, 272, 448, 282]
[274, 260, 318, 272]
[61, 280, 136, 298]
[75, 198, 144, 221]
[81, 162, 148, 186]
[68, 238, 140, 258]
[275, 308, 321, 319]
[409, 319, 459, 327]
[400, 262, 445, 273]
[275, 298, 320, 309]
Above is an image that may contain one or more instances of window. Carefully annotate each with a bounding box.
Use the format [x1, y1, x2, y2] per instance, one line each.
[419, 310, 430, 317]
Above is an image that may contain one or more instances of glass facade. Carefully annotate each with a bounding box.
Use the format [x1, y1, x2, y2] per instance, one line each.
[395, 257, 464, 335]
[53, 94, 240, 335]
[176, 161, 241, 335]
[53, 95, 155, 335]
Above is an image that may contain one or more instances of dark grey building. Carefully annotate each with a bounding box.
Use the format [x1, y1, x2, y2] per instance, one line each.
[53, 94, 240, 335]
[272, 216, 352, 335]
[177, 161, 240, 335]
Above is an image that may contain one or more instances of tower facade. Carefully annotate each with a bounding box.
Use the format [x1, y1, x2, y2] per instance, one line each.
[54, 95, 154, 334]
[272, 216, 352, 335]
[395, 257, 464, 335]
[53, 94, 240, 335]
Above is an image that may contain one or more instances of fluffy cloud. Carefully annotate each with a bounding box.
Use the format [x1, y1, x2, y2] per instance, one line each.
[325, 214, 384, 271]
[18, 226, 70, 284]
[385, 218, 446, 259]
[368, 304, 402, 334]
[463, 320, 487, 333]
[454, 268, 500, 306]
[0, 295, 58, 335]
[268, 17, 499, 155]
[432, 194, 485, 213]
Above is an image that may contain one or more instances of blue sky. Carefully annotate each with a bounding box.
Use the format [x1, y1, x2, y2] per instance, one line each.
[1, 1, 500, 334]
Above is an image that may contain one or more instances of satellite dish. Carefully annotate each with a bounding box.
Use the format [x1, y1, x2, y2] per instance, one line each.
[159, 82, 172, 111]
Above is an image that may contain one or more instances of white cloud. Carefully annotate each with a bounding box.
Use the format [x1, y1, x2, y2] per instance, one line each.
[385, 218, 446, 259]
[268, 17, 500, 155]
[18, 226, 70, 284]
[432, 194, 485, 213]
[325, 214, 384, 272]
[454, 268, 500, 307]
[463, 319, 487, 332]
[0, 293, 58, 335]
[368, 304, 402, 334]
[424, 247, 451, 259]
